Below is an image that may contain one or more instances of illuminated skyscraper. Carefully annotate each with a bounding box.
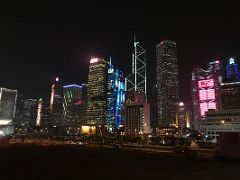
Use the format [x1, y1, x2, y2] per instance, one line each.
[220, 82, 240, 110]
[36, 98, 43, 126]
[226, 58, 240, 82]
[192, 61, 222, 130]
[87, 58, 108, 126]
[125, 34, 147, 99]
[49, 77, 63, 126]
[63, 84, 87, 126]
[106, 58, 125, 131]
[0, 87, 17, 135]
[156, 40, 179, 128]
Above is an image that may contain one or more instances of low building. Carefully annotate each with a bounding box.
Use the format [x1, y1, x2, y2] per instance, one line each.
[204, 109, 240, 141]
[124, 91, 151, 135]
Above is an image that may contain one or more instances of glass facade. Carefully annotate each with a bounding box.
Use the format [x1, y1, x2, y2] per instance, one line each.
[0, 87, 18, 124]
[63, 84, 87, 126]
[106, 63, 125, 131]
[156, 40, 179, 128]
[87, 58, 108, 125]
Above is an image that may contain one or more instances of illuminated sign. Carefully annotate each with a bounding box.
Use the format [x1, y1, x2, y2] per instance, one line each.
[198, 79, 214, 88]
[90, 58, 99, 64]
[198, 79, 216, 116]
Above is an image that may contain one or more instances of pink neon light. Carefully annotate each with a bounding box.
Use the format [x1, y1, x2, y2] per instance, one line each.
[90, 58, 99, 64]
[200, 102, 208, 116]
[198, 79, 216, 116]
[198, 79, 214, 89]
[199, 89, 215, 101]
[160, 41, 165, 45]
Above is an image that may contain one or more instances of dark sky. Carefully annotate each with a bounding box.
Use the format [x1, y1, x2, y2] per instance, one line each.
[1, 1, 240, 102]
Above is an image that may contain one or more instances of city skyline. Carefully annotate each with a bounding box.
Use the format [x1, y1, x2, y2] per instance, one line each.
[1, 2, 240, 102]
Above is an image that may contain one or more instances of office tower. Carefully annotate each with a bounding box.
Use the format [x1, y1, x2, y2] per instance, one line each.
[226, 58, 240, 82]
[0, 87, 18, 135]
[125, 34, 147, 99]
[23, 99, 37, 130]
[192, 60, 223, 130]
[87, 57, 108, 126]
[156, 40, 179, 128]
[49, 77, 63, 126]
[15, 97, 37, 135]
[176, 102, 191, 130]
[14, 93, 25, 128]
[220, 82, 240, 110]
[125, 34, 150, 134]
[124, 91, 151, 135]
[63, 84, 87, 129]
[106, 59, 125, 132]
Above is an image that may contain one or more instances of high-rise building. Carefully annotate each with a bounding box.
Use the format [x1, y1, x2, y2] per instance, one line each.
[36, 98, 43, 126]
[87, 57, 108, 126]
[49, 77, 63, 126]
[156, 40, 179, 128]
[14, 93, 25, 128]
[0, 87, 18, 135]
[15, 97, 37, 135]
[125, 34, 147, 99]
[125, 35, 150, 134]
[191, 61, 223, 130]
[63, 84, 87, 127]
[226, 58, 240, 82]
[176, 102, 191, 130]
[23, 99, 37, 130]
[106, 59, 125, 131]
[220, 82, 240, 110]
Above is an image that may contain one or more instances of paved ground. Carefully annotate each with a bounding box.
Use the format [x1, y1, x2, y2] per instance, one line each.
[0, 144, 240, 180]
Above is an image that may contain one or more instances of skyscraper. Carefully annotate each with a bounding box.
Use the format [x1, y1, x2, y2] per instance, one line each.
[0, 87, 18, 135]
[191, 60, 222, 130]
[226, 58, 240, 82]
[63, 84, 87, 126]
[49, 77, 63, 126]
[87, 57, 108, 126]
[156, 40, 179, 128]
[125, 34, 147, 99]
[106, 59, 125, 131]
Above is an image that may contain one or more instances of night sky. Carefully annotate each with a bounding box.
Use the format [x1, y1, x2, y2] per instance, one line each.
[1, 1, 239, 102]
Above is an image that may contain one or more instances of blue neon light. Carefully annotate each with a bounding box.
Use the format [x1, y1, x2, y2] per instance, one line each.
[63, 84, 82, 88]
